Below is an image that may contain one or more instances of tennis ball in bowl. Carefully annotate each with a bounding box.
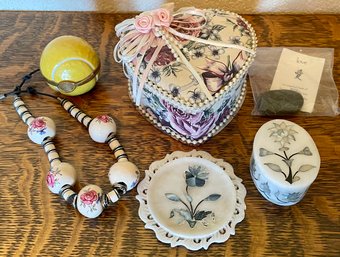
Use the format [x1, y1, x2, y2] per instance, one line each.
[40, 35, 100, 96]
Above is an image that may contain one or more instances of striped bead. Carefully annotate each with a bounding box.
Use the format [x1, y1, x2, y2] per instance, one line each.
[101, 189, 120, 209]
[13, 97, 35, 125]
[107, 134, 128, 161]
[59, 185, 77, 208]
[59, 98, 92, 127]
[42, 138, 61, 166]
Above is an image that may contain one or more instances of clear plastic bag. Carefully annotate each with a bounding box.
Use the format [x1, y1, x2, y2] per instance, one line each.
[249, 47, 339, 116]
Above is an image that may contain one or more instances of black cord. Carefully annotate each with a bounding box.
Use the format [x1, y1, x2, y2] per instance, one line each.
[1, 68, 57, 100]
[19, 69, 40, 88]
[26, 86, 58, 99]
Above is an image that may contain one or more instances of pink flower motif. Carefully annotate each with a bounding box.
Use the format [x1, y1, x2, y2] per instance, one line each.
[153, 8, 173, 27]
[30, 117, 46, 132]
[97, 115, 112, 123]
[46, 172, 55, 188]
[162, 101, 218, 139]
[237, 17, 249, 31]
[171, 16, 202, 42]
[144, 45, 176, 66]
[134, 14, 155, 33]
[80, 190, 98, 205]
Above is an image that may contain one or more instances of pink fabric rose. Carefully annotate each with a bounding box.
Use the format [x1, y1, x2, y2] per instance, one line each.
[46, 172, 55, 188]
[153, 8, 173, 27]
[30, 117, 46, 131]
[134, 14, 154, 33]
[80, 190, 98, 205]
[163, 100, 218, 139]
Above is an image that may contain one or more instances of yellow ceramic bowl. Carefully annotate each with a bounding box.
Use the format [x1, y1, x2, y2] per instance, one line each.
[40, 35, 100, 96]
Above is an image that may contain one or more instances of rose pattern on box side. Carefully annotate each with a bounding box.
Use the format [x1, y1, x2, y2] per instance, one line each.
[142, 78, 243, 140]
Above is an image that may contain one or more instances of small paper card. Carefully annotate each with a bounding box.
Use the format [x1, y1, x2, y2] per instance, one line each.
[270, 48, 325, 113]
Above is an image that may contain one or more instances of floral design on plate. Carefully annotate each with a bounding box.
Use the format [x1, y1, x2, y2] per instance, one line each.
[165, 165, 221, 228]
[136, 150, 246, 250]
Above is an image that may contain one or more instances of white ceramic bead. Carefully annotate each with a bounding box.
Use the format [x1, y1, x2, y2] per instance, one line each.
[46, 162, 77, 194]
[77, 184, 103, 218]
[27, 117, 56, 144]
[108, 160, 140, 191]
[88, 115, 116, 143]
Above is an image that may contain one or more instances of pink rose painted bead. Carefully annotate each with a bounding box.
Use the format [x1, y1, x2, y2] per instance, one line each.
[46, 162, 77, 194]
[77, 184, 103, 218]
[27, 117, 56, 144]
[134, 14, 154, 33]
[109, 160, 140, 191]
[88, 115, 116, 143]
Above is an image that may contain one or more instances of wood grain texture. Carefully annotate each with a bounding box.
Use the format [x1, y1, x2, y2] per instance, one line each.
[0, 12, 339, 257]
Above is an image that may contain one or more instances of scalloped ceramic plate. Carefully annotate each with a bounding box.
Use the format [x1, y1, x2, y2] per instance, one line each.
[136, 150, 246, 250]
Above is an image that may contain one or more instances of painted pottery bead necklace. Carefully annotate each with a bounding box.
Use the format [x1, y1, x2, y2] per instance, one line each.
[1, 70, 140, 218]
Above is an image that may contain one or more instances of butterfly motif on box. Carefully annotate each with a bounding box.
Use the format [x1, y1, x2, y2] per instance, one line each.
[201, 51, 245, 93]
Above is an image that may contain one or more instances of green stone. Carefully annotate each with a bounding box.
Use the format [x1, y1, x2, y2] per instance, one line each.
[257, 90, 304, 115]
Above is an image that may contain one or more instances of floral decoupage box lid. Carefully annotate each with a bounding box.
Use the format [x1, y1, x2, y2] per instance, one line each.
[136, 150, 246, 250]
[114, 4, 257, 108]
[114, 4, 257, 145]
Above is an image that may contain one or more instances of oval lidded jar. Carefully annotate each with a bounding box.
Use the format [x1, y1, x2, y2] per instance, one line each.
[250, 119, 320, 206]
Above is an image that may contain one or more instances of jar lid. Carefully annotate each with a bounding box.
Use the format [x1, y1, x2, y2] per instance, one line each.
[253, 119, 320, 190]
[136, 150, 246, 250]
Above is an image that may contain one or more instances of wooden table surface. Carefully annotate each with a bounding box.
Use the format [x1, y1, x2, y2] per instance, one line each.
[0, 12, 339, 257]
